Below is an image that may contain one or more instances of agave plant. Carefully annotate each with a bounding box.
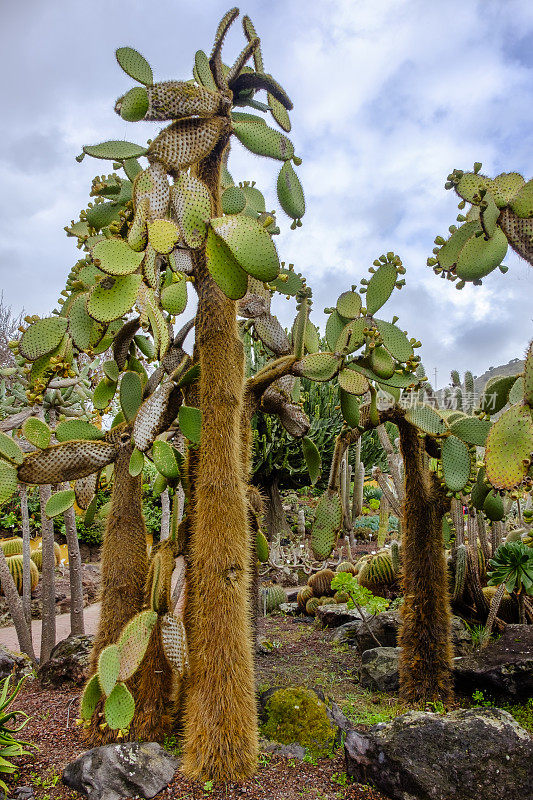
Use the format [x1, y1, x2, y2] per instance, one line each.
[0, 676, 34, 795]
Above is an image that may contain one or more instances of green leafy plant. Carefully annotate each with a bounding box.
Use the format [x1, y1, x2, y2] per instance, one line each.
[487, 542, 533, 595]
[0, 676, 34, 794]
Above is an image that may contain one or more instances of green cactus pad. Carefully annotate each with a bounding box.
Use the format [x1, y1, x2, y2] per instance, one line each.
[276, 161, 305, 221]
[97, 644, 121, 696]
[0, 461, 18, 506]
[483, 490, 505, 522]
[485, 404, 533, 490]
[117, 610, 158, 681]
[507, 376, 523, 406]
[354, 364, 418, 389]
[374, 319, 413, 362]
[311, 492, 342, 559]
[269, 93, 291, 132]
[523, 341, 533, 407]
[304, 322, 320, 354]
[74, 472, 100, 511]
[22, 418, 51, 449]
[205, 227, 248, 300]
[340, 389, 360, 428]
[146, 220, 180, 255]
[83, 141, 148, 161]
[369, 346, 396, 380]
[116, 46, 153, 85]
[436, 221, 481, 269]
[272, 267, 305, 296]
[152, 440, 179, 479]
[68, 293, 95, 350]
[118, 371, 142, 423]
[19, 439, 116, 485]
[293, 353, 341, 382]
[178, 406, 202, 444]
[335, 318, 367, 354]
[455, 227, 508, 281]
[0, 432, 23, 466]
[93, 377, 117, 410]
[172, 173, 211, 249]
[19, 317, 68, 361]
[194, 49, 217, 91]
[490, 172, 525, 207]
[254, 315, 290, 355]
[338, 367, 369, 396]
[256, 530, 269, 563]
[128, 448, 144, 477]
[161, 613, 189, 675]
[365, 262, 397, 315]
[161, 277, 187, 316]
[454, 172, 491, 203]
[336, 291, 362, 320]
[479, 374, 519, 414]
[325, 310, 348, 351]
[210, 216, 279, 282]
[449, 416, 491, 447]
[221, 186, 247, 215]
[510, 178, 533, 218]
[441, 435, 471, 493]
[405, 404, 447, 436]
[102, 360, 119, 383]
[123, 157, 142, 182]
[302, 436, 321, 485]
[241, 185, 266, 214]
[233, 121, 294, 161]
[118, 86, 149, 122]
[147, 116, 226, 173]
[104, 682, 135, 731]
[92, 239, 144, 277]
[80, 674, 102, 721]
[479, 193, 500, 238]
[87, 274, 141, 323]
[134, 334, 155, 361]
[45, 489, 76, 518]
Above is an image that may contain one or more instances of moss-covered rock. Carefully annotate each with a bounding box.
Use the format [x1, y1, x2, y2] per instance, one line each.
[260, 687, 336, 757]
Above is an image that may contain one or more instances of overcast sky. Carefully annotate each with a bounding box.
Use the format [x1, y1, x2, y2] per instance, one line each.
[1, 0, 532, 386]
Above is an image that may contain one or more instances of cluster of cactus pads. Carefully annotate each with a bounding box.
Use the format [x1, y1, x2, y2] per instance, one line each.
[429, 164, 533, 287]
[296, 548, 400, 617]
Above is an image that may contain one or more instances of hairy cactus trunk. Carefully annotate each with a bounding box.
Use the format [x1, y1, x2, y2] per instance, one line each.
[182, 141, 258, 782]
[89, 441, 148, 670]
[397, 418, 453, 705]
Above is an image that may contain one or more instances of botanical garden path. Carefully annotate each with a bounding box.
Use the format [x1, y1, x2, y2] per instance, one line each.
[0, 602, 101, 654]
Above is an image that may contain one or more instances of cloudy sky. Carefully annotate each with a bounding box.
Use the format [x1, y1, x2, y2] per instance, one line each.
[1, 0, 532, 386]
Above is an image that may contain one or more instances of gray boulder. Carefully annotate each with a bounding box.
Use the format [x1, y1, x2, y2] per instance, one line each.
[38, 634, 93, 688]
[0, 645, 33, 682]
[316, 603, 365, 628]
[344, 707, 533, 800]
[454, 624, 533, 698]
[62, 742, 178, 800]
[360, 647, 400, 692]
[333, 611, 472, 656]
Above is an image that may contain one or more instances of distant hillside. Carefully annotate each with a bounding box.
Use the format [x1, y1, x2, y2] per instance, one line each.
[472, 358, 525, 393]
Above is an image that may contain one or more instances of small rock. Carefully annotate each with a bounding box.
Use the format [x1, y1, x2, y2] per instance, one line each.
[344, 707, 533, 800]
[38, 634, 93, 688]
[62, 742, 178, 800]
[10, 787, 35, 800]
[279, 602, 298, 615]
[259, 738, 306, 760]
[454, 624, 533, 698]
[360, 647, 400, 692]
[316, 603, 365, 628]
[0, 645, 34, 682]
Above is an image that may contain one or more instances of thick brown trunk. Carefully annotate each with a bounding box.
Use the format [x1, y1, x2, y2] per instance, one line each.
[261, 475, 290, 540]
[39, 484, 56, 663]
[0, 547, 36, 663]
[19, 484, 32, 626]
[397, 419, 453, 705]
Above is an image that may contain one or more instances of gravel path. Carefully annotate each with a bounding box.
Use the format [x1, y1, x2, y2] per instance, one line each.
[0, 602, 100, 653]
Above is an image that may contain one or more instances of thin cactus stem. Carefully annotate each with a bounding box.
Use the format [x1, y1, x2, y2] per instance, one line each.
[160, 489, 171, 541]
[450, 497, 465, 549]
[61, 482, 85, 636]
[39, 482, 56, 663]
[351, 438, 364, 521]
[481, 582, 506, 646]
[0, 547, 36, 664]
[19, 483, 32, 626]
[476, 511, 491, 563]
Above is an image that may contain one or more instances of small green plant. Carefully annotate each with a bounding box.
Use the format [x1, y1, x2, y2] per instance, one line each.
[0, 677, 34, 795]
[471, 689, 492, 708]
[331, 771, 350, 787]
[331, 572, 389, 615]
[203, 779, 214, 794]
[30, 770, 60, 789]
[464, 622, 486, 649]
[426, 700, 445, 714]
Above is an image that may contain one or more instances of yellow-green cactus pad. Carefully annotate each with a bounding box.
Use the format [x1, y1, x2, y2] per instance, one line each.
[178, 406, 201, 444]
[117, 610, 158, 681]
[0, 461, 18, 506]
[303, 322, 320, 354]
[210, 215, 280, 282]
[205, 227, 248, 299]
[147, 116, 227, 172]
[277, 161, 305, 221]
[365, 262, 397, 315]
[80, 674, 102, 721]
[221, 186, 247, 215]
[116, 46, 153, 86]
[523, 341, 533, 407]
[340, 389, 360, 428]
[483, 490, 504, 522]
[104, 682, 135, 730]
[374, 319, 413, 362]
[272, 267, 305, 297]
[338, 367, 369, 396]
[18, 440, 117, 484]
[293, 353, 341, 382]
[194, 49, 217, 91]
[128, 447, 144, 477]
[436, 221, 481, 269]
[449, 416, 491, 447]
[233, 121, 294, 161]
[74, 472, 100, 510]
[152, 440, 179, 480]
[93, 378, 117, 410]
[118, 86, 149, 121]
[172, 173, 211, 249]
[92, 239, 144, 276]
[256, 530, 269, 563]
[479, 374, 519, 414]
[311, 492, 342, 559]
[369, 346, 396, 380]
[510, 178, 533, 218]
[454, 172, 491, 203]
[0, 432, 23, 466]
[83, 140, 148, 161]
[120, 371, 143, 422]
[489, 172, 525, 207]
[325, 310, 348, 351]
[68, 293, 95, 350]
[87, 274, 141, 323]
[22, 418, 51, 450]
[302, 436, 321, 485]
[441, 435, 472, 493]
[19, 317, 68, 361]
[269, 93, 291, 132]
[455, 227, 508, 281]
[335, 318, 367, 354]
[161, 277, 187, 316]
[45, 489, 76, 518]
[336, 291, 362, 320]
[97, 643, 121, 696]
[405, 404, 447, 436]
[485, 404, 533, 490]
[147, 220, 180, 255]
